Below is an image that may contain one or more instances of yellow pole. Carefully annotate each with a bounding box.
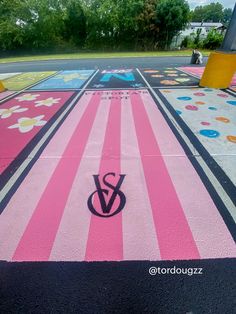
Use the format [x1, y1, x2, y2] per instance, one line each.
[200, 51, 236, 89]
[0, 80, 5, 92]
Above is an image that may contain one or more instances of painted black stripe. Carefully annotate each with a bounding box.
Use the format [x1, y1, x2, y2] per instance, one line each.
[222, 88, 236, 97]
[153, 88, 236, 207]
[0, 259, 235, 313]
[148, 88, 236, 242]
[0, 90, 83, 214]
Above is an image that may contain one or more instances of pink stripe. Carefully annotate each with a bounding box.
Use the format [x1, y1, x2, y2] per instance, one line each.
[141, 91, 236, 258]
[0, 93, 93, 261]
[0, 91, 15, 101]
[179, 67, 236, 85]
[50, 93, 111, 261]
[178, 67, 204, 78]
[12, 92, 101, 261]
[85, 93, 123, 261]
[121, 92, 161, 260]
[130, 91, 200, 260]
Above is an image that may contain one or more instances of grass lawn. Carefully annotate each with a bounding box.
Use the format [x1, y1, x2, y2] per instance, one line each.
[0, 50, 212, 63]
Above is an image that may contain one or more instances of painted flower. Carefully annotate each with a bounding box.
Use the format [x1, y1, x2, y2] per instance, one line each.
[57, 73, 86, 82]
[8, 115, 47, 133]
[15, 93, 40, 102]
[35, 97, 61, 107]
[0, 105, 28, 119]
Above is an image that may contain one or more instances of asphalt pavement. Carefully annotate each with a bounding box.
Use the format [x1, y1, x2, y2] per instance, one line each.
[1, 57, 235, 314]
[0, 56, 208, 72]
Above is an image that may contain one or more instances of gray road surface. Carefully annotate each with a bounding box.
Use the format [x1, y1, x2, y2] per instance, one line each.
[0, 56, 208, 73]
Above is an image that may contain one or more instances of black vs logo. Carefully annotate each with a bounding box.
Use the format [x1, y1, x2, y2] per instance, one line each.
[87, 172, 126, 218]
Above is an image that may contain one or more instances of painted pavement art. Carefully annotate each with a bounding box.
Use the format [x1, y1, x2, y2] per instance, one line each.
[0, 90, 16, 101]
[0, 73, 21, 80]
[140, 67, 200, 87]
[3, 72, 56, 91]
[158, 88, 236, 210]
[178, 67, 236, 87]
[87, 69, 146, 89]
[0, 91, 75, 188]
[0, 68, 235, 263]
[0, 88, 235, 262]
[31, 70, 95, 90]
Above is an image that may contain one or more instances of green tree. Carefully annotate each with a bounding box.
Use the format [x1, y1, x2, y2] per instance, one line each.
[23, 0, 65, 49]
[0, 0, 31, 50]
[83, 0, 144, 50]
[155, 0, 190, 49]
[203, 28, 224, 49]
[191, 3, 224, 22]
[136, 0, 159, 50]
[193, 28, 202, 47]
[223, 8, 233, 25]
[63, 0, 87, 47]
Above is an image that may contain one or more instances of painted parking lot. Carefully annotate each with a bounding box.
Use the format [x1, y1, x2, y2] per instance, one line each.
[178, 66, 236, 88]
[0, 68, 235, 263]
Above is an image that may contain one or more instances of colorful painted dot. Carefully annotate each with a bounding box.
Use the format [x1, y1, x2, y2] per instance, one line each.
[216, 117, 230, 123]
[162, 90, 172, 93]
[217, 93, 228, 98]
[185, 105, 198, 111]
[199, 129, 220, 138]
[194, 92, 205, 96]
[177, 96, 192, 101]
[160, 80, 179, 85]
[201, 122, 211, 126]
[204, 89, 213, 92]
[175, 78, 190, 82]
[176, 110, 182, 115]
[227, 135, 236, 143]
[208, 106, 217, 111]
[164, 70, 178, 73]
[227, 101, 236, 106]
[144, 70, 159, 73]
[195, 101, 205, 105]
[151, 74, 164, 78]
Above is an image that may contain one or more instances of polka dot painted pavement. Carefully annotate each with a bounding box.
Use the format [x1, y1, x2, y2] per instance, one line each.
[159, 88, 236, 186]
[140, 67, 200, 87]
